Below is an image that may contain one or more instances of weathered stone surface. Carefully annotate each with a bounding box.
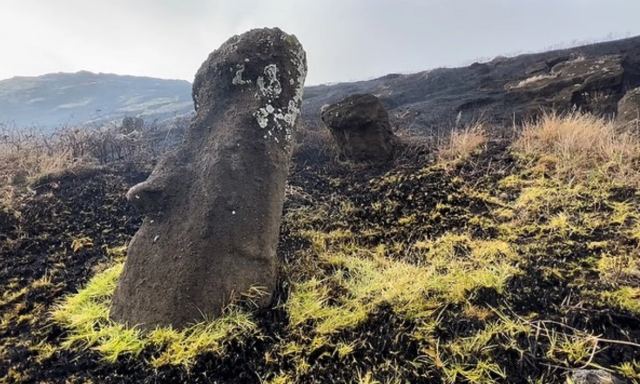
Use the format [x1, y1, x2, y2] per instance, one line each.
[110, 28, 307, 330]
[507, 55, 623, 93]
[571, 369, 624, 384]
[617, 87, 640, 127]
[320, 94, 398, 162]
[505, 55, 625, 116]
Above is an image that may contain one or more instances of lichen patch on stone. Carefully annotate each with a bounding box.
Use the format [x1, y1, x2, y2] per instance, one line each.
[257, 64, 282, 98]
[251, 40, 306, 147]
[231, 64, 251, 86]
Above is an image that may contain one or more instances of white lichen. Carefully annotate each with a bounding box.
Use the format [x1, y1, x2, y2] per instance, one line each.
[252, 42, 307, 147]
[255, 108, 269, 128]
[231, 64, 251, 86]
[256, 64, 282, 98]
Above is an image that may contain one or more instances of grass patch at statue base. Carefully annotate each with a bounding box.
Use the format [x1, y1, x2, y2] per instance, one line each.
[51, 260, 258, 368]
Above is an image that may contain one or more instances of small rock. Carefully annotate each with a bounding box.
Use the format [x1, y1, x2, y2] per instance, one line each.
[321, 93, 398, 162]
[617, 87, 640, 129]
[571, 369, 625, 384]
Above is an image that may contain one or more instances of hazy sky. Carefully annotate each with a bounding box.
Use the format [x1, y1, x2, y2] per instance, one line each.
[1, 0, 640, 85]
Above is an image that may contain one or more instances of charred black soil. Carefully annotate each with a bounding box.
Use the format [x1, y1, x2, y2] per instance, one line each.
[1, 142, 639, 383]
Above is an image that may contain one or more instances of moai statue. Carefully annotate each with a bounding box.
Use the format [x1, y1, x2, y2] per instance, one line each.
[110, 28, 307, 330]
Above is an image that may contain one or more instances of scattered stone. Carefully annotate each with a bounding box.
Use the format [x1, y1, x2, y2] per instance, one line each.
[617, 87, 640, 128]
[507, 55, 623, 98]
[120, 116, 144, 134]
[506, 55, 625, 117]
[109, 27, 307, 330]
[320, 93, 398, 162]
[571, 369, 625, 384]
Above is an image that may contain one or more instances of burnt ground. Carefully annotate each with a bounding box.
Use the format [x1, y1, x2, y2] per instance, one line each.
[1, 143, 639, 383]
[302, 36, 640, 133]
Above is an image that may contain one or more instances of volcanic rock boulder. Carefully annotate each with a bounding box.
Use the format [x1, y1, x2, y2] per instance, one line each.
[110, 28, 307, 330]
[617, 87, 640, 128]
[506, 55, 625, 116]
[321, 94, 398, 162]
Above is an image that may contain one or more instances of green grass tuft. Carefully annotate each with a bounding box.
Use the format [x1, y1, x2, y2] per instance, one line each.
[51, 260, 258, 368]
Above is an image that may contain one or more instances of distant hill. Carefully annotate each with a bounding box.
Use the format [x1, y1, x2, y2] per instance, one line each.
[2, 36, 640, 133]
[0, 71, 193, 131]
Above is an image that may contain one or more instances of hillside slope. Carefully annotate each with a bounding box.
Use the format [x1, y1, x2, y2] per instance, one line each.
[303, 36, 640, 133]
[0, 71, 192, 131]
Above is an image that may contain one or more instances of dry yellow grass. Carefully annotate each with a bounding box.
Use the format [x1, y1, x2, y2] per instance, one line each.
[0, 120, 186, 206]
[0, 145, 76, 184]
[437, 123, 487, 163]
[513, 111, 640, 184]
[1, 137, 73, 205]
[0, 127, 97, 208]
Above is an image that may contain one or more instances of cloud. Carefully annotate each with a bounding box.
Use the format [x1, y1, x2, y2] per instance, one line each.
[1, 0, 639, 85]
